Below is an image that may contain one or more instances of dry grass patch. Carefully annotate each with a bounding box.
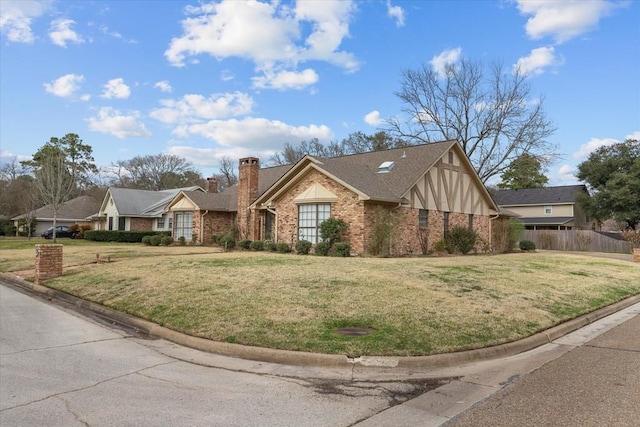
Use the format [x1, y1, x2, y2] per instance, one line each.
[38, 251, 640, 357]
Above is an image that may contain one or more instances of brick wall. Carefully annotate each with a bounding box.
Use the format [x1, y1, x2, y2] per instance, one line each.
[238, 157, 259, 240]
[129, 217, 153, 232]
[193, 211, 235, 244]
[35, 244, 63, 284]
[272, 169, 366, 252]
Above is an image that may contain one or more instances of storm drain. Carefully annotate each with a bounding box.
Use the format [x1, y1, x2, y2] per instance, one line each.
[335, 327, 375, 336]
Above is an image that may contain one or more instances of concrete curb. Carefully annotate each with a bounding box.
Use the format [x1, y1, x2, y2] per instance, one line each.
[2, 272, 639, 370]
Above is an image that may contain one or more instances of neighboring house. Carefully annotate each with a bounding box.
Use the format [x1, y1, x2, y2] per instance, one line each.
[94, 186, 203, 232]
[168, 140, 499, 255]
[11, 195, 102, 235]
[492, 185, 592, 230]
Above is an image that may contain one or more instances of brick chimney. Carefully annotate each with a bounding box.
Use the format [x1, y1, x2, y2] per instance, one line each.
[237, 157, 259, 239]
[207, 177, 218, 193]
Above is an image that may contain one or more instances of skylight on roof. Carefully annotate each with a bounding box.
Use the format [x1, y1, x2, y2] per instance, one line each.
[378, 161, 395, 173]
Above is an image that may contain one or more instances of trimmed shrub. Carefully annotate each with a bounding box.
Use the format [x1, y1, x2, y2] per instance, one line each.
[333, 242, 351, 257]
[296, 240, 312, 255]
[250, 240, 264, 251]
[319, 217, 348, 246]
[276, 243, 291, 253]
[239, 239, 252, 250]
[149, 235, 162, 246]
[219, 234, 235, 250]
[84, 230, 169, 243]
[446, 226, 477, 255]
[266, 241, 278, 252]
[315, 241, 330, 256]
[211, 234, 221, 245]
[519, 240, 536, 251]
[178, 236, 186, 246]
[160, 236, 174, 246]
[141, 235, 152, 246]
[433, 239, 449, 253]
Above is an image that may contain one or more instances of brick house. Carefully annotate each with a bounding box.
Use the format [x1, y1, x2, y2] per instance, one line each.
[168, 140, 499, 254]
[94, 186, 202, 232]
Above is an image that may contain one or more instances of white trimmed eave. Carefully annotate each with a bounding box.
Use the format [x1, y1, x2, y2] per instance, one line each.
[253, 162, 371, 209]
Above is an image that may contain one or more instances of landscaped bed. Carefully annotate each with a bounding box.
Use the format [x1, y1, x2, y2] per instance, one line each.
[1, 240, 639, 356]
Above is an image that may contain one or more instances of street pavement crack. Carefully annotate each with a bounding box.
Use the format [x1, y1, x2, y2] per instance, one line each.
[0, 360, 177, 413]
[56, 395, 89, 427]
[1, 337, 125, 356]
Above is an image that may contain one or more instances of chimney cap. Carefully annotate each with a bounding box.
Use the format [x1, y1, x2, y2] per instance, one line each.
[239, 157, 259, 166]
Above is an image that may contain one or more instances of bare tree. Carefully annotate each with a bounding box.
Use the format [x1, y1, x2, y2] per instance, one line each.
[34, 150, 75, 242]
[111, 154, 203, 190]
[388, 60, 557, 182]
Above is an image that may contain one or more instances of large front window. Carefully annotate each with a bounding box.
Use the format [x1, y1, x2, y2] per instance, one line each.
[298, 204, 330, 244]
[174, 212, 193, 241]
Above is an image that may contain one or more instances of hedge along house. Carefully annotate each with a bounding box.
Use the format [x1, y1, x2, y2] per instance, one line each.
[169, 140, 499, 254]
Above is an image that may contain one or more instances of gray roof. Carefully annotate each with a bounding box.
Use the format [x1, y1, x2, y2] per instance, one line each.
[520, 217, 574, 225]
[12, 195, 102, 221]
[108, 186, 202, 217]
[492, 185, 587, 206]
[311, 141, 455, 202]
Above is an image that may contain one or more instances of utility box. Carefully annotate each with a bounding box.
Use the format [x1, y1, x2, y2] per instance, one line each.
[35, 244, 63, 284]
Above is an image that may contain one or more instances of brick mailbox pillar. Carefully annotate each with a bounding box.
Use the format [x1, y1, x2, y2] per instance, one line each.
[35, 244, 63, 284]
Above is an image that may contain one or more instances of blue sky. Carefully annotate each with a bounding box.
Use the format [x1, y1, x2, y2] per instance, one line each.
[1, 0, 638, 185]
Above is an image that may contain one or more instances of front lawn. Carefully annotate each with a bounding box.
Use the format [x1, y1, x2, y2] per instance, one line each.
[14, 248, 637, 357]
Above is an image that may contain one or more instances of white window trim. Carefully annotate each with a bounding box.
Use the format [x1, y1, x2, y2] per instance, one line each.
[544, 205, 552, 215]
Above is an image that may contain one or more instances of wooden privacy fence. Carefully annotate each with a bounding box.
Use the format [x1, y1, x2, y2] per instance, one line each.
[522, 230, 632, 254]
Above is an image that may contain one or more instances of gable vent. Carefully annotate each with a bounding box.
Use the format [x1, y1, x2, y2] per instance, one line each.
[378, 161, 395, 173]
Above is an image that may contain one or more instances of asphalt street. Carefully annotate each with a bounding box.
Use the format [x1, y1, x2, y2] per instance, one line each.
[1, 278, 639, 427]
[0, 283, 445, 427]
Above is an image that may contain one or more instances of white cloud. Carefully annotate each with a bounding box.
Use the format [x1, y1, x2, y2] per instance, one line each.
[252, 68, 319, 90]
[430, 47, 462, 78]
[553, 164, 578, 184]
[166, 146, 253, 169]
[0, 150, 31, 163]
[626, 131, 640, 141]
[573, 137, 618, 159]
[515, 46, 562, 76]
[221, 69, 235, 81]
[154, 80, 172, 93]
[87, 107, 151, 138]
[0, 0, 52, 43]
[43, 73, 84, 97]
[101, 78, 131, 99]
[514, 0, 618, 43]
[174, 117, 333, 152]
[386, 0, 405, 27]
[364, 110, 383, 126]
[150, 92, 254, 124]
[165, 0, 359, 85]
[49, 18, 84, 47]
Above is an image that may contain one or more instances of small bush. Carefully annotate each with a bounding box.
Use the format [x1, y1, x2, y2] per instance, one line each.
[211, 234, 220, 245]
[315, 241, 330, 256]
[446, 226, 477, 255]
[160, 236, 174, 246]
[296, 240, 312, 255]
[333, 242, 350, 257]
[239, 239, 252, 250]
[519, 240, 536, 251]
[178, 236, 186, 246]
[141, 236, 152, 246]
[219, 234, 235, 250]
[276, 243, 291, 253]
[266, 241, 278, 252]
[250, 240, 264, 251]
[319, 217, 348, 245]
[84, 230, 169, 243]
[149, 235, 162, 246]
[433, 239, 449, 253]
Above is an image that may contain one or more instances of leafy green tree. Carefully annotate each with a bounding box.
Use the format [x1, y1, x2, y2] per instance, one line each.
[497, 154, 549, 189]
[576, 139, 640, 230]
[22, 133, 97, 190]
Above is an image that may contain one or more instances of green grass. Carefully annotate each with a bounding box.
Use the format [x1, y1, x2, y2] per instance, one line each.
[2, 239, 638, 357]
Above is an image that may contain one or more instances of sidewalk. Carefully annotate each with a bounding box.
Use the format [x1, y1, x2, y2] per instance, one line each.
[355, 303, 640, 426]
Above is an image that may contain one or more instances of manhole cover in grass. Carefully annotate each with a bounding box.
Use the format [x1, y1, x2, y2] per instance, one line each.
[335, 327, 375, 336]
